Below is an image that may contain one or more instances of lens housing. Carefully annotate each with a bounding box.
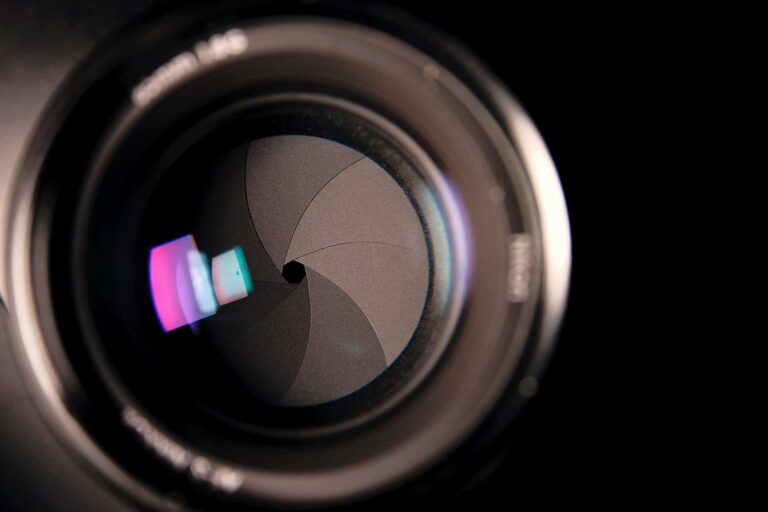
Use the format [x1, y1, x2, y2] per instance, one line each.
[3, 4, 570, 509]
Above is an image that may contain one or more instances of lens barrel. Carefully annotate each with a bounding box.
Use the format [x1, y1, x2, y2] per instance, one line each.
[3, 4, 570, 509]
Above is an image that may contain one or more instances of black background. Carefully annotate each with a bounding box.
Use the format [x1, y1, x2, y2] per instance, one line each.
[0, 0, 680, 509]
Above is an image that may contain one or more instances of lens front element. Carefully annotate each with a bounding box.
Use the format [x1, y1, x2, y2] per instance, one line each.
[146, 135, 430, 407]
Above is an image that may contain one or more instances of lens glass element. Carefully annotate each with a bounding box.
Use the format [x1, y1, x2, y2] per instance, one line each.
[142, 134, 430, 409]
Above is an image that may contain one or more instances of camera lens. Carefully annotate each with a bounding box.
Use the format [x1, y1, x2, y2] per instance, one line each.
[4, 8, 570, 509]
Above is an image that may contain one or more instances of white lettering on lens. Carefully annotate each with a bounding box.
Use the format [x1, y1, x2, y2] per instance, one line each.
[122, 407, 244, 493]
[190, 456, 212, 479]
[211, 466, 245, 493]
[123, 406, 191, 470]
[507, 233, 532, 302]
[132, 29, 248, 107]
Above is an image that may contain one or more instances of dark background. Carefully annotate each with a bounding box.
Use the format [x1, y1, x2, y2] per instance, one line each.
[0, 0, 674, 509]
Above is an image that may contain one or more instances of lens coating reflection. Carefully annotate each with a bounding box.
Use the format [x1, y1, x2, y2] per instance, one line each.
[149, 235, 252, 332]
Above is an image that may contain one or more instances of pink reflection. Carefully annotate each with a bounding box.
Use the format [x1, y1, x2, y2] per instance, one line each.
[149, 234, 217, 332]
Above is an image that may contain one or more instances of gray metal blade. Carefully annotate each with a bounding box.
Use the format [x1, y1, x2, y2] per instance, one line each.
[280, 268, 388, 407]
[284, 157, 425, 264]
[297, 242, 427, 365]
[205, 277, 311, 403]
[196, 143, 284, 283]
[245, 135, 363, 269]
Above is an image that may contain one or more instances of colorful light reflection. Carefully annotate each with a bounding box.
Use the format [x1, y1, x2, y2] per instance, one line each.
[149, 235, 252, 332]
[212, 246, 253, 305]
